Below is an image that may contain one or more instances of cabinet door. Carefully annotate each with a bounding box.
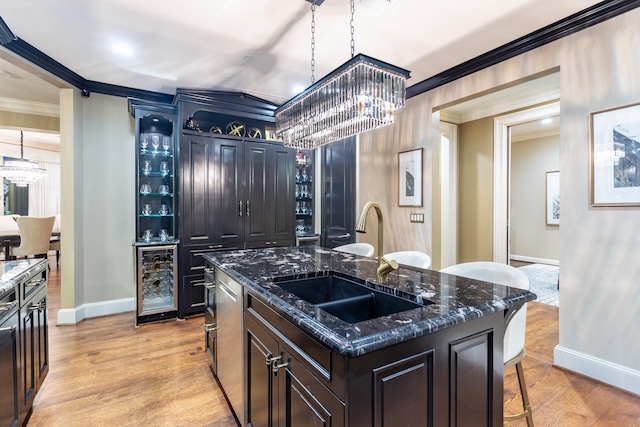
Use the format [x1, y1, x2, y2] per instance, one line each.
[0, 310, 19, 427]
[270, 146, 296, 243]
[33, 291, 49, 390]
[277, 349, 345, 427]
[321, 137, 356, 248]
[179, 134, 217, 245]
[19, 290, 43, 416]
[244, 143, 270, 243]
[214, 138, 245, 245]
[245, 315, 278, 427]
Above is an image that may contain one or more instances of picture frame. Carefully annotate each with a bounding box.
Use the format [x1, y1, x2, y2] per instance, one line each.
[590, 102, 640, 206]
[265, 126, 282, 142]
[398, 148, 423, 207]
[546, 171, 560, 225]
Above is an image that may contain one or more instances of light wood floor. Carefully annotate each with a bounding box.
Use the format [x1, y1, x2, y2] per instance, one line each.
[27, 258, 640, 426]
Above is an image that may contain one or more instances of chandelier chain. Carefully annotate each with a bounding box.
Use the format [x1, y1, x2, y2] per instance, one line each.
[350, 0, 355, 58]
[20, 131, 24, 159]
[311, 3, 316, 84]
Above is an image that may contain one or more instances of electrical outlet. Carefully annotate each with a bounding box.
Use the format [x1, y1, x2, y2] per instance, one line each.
[410, 213, 424, 223]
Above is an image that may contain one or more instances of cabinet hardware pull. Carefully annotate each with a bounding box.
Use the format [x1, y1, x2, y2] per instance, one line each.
[246, 200, 250, 217]
[204, 323, 218, 332]
[337, 233, 351, 239]
[265, 354, 282, 366]
[239, 200, 243, 217]
[0, 301, 16, 310]
[28, 303, 45, 312]
[204, 282, 216, 289]
[204, 267, 215, 274]
[0, 324, 17, 332]
[272, 361, 290, 373]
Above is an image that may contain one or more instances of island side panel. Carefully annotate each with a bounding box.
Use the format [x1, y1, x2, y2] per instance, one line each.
[346, 311, 505, 427]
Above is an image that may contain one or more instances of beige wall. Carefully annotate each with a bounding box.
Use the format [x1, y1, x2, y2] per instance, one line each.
[457, 118, 494, 262]
[0, 110, 58, 132]
[58, 91, 136, 322]
[359, 8, 640, 393]
[511, 134, 560, 261]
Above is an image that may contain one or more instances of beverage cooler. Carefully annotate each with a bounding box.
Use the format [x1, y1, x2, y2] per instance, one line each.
[129, 106, 180, 326]
[135, 244, 178, 325]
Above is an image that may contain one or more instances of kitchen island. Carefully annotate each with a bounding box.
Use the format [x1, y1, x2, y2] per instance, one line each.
[0, 258, 49, 426]
[203, 246, 535, 427]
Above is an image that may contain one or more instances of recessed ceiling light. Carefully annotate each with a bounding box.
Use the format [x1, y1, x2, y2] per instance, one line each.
[112, 42, 133, 57]
[292, 84, 305, 95]
[541, 118, 553, 125]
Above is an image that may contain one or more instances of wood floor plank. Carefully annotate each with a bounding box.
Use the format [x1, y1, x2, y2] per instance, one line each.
[26, 258, 640, 426]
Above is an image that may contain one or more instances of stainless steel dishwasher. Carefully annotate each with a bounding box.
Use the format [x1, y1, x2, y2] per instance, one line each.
[215, 270, 244, 426]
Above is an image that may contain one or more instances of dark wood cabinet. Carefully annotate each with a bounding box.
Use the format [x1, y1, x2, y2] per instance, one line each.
[244, 314, 344, 427]
[243, 285, 504, 427]
[19, 283, 48, 418]
[178, 133, 295, 316]
[0, 290, 19, 427]
[321, 137, 356, 248]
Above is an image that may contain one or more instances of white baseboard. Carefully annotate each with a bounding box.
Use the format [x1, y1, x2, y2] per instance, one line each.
[56, 297, 135, 325]
[510, 254, 559, 266]
[554, 345, 640, 396]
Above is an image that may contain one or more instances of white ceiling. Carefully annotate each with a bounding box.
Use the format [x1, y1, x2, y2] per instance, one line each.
[0, 0, 604, 111]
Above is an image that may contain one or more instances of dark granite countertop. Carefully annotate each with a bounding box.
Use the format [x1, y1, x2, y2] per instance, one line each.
[203, 246, 536, 357]
[0, 258, 47, 296]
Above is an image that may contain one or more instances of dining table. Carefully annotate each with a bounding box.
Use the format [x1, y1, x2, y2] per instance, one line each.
[0, 230, 61, 260]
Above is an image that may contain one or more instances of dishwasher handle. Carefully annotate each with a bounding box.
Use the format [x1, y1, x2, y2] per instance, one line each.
[217, 279, 238, 304]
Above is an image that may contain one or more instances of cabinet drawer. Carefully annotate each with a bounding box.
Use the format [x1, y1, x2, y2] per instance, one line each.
[245, 291, 346, 400]
[20, 265, 47, 307]
[183, 244, 240, 273]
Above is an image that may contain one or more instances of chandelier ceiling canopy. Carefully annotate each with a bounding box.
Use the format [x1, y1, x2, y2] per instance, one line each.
[275, 0, 410, 150]
[0, 130, 47, 187]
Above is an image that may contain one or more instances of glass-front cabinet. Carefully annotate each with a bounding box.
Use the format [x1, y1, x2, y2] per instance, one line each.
[295, 149, 319, 246]
[137, 115, 176, 243]
[129, 100, 179, 325]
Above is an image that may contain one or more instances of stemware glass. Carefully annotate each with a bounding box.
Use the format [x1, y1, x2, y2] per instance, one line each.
[142, 160, 152, 175]
[162, 136, 171, 152]
[159, 162, 169, 176]
[151, 135, 160, 151]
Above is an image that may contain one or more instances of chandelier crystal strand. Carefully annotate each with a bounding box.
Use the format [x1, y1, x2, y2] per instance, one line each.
[0, 130, 48, 187]
[275, 55, 409, 148]
[274, 1, 410, 150]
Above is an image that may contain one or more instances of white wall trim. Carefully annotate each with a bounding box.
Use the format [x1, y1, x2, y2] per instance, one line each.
[494, 102, 560, 263]
[510, 254, 559, 266]
[0, 96, 60, 117]
[554, 345, 640, 396]
[56, 297, 135, 325]
[439, 120, 458, 268]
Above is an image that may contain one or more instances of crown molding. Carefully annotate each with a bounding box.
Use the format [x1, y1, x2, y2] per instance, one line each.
[1, 0, 639, 106]
[0, 96, 59, 116]
[407, 0, 640, 98]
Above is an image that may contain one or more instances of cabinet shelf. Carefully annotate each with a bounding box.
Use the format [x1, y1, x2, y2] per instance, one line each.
[139, 192, 174, 197]
[140, 172, 173, 178]
[139, 214, 174, 218]
[139, 150, 174, 158]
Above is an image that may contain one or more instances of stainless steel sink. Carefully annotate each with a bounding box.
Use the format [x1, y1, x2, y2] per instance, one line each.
[274, 272, 429, 323]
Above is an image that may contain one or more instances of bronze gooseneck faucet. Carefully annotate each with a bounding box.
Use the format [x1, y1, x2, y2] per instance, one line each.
[355, 201, 398, 283]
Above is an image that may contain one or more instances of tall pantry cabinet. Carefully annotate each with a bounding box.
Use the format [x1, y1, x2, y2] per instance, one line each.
[175, 90, 295, 317]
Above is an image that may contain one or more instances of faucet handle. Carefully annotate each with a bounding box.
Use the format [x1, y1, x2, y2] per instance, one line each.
[376, 256, 399, 283]
[381, 256, 399, 270]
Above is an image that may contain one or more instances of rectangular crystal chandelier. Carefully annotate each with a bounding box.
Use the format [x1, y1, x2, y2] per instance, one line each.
[275, 54, 410, 149]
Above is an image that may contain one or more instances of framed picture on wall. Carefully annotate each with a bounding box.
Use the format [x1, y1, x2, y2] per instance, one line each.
[546, 171, 560, 225]
[590, 102, 640, 206]
[398, 148, 423, 207]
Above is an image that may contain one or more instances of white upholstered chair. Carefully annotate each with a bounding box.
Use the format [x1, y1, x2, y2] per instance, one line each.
[383, 251, 432, 270]
[9, 216, 56, 261]
[334, 243, 375, 257]
[440, 261, 533, 426]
